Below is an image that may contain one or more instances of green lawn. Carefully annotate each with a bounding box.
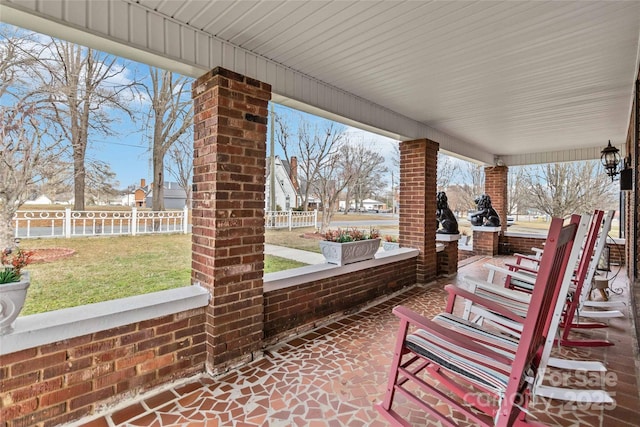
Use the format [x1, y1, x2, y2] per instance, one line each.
[20, 233, 307, 315]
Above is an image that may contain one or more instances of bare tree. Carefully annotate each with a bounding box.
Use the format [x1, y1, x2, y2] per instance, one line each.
[142, 68, 193, 211]
[85, 160, 120, 205]
[314, 145, 355, 231]
[37, 160, 73, 202]
[507, 166, 528, 216]
[0, 104, 64, 249]
[44, 39, 138, 210]
[437, 153, 459, 191]
[389, 143, 400, 214]
[274, 112, 345, 211]
[167, 138, 194, 209]
[0, 26, 65, 250]
[344, 144, 388, 212]
[521, 161, 617, 218]
[458, 162, 485, 210]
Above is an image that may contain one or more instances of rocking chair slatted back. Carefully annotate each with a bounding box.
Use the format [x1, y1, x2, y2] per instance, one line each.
[500, 217, 577, 425]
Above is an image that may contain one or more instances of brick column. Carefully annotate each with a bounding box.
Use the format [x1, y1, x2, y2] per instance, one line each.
[191, 67, 271, 371]
[484, 165, 509, 233]
[399, 139, 438, 283]
[472, 227, 501, 256]
[436, 238, 459, 277]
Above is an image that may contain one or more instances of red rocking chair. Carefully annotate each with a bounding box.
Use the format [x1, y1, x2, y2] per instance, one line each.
[376, 217, 577, 426]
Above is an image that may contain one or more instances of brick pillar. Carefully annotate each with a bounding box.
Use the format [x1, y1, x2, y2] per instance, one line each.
[484, 165, 509, 234]
[399, 139, 438, 283]
[191, 67, 271, 371]
[436, 239, 459, 277]
[472, 228, 500, 256]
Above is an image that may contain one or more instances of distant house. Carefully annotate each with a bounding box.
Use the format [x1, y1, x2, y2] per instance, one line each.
[361, 198, 386, 212]
[131, 179, 188, 209]
[121, 193, 136, 207]
[265, 156, 301, 211]
[23, 195, 53, 205]
[338, 198, 387, 212]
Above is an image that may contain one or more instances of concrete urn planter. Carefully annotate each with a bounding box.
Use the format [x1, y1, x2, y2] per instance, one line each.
[0, 272, 30, 335]
[319, 238, 381, 266]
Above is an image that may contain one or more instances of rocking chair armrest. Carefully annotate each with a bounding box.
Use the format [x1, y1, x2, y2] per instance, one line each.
[392, 305, 512, 366]
[504, 262, 539, 274]
[443, 284, 525, 324]
[483, 263, 537, 285]
[513, 253, 541, 264]
[462, 276, 532, 303]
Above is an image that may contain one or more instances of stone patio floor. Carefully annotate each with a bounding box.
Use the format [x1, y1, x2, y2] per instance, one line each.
[76, 257, 639, 426]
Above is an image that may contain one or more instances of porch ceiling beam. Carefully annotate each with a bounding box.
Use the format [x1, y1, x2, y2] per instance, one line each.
[0, 0, 495, 165]
[500, 144, 626, 167]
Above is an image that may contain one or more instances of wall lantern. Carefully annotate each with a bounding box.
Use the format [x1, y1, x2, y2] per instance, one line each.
[600, 140, 621, 181]
[620, 155, 633, 191]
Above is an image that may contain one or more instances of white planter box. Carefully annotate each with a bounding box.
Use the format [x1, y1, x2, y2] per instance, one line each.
[319, 238, 381, 266]
[0, 272, 30, 335]
[383, 242, 400, 251]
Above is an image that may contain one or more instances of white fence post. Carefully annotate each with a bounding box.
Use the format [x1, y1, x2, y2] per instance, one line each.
[65, 208, 71, 238]
[314, 209, 318, 229]
[288, 210, 293, 231]
[132, 208, 137, 236]
[183, 206, 189, 234]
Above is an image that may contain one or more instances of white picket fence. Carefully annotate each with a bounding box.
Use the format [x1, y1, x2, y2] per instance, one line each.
[265, 210, 317, 230]
[13, 208, 316, 239]
[13, 207, 189, 239]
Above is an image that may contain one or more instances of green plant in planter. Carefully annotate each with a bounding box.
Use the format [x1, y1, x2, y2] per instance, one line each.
[0, 247, 34, 334]
[0, 268, 20, 284]
[323, 227, 380, 243]
[383, 235, 398, 243]
[0, 247, 33, 284]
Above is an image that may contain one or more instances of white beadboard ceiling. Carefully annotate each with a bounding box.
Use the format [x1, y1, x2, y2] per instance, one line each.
[1, 0, 639, 165]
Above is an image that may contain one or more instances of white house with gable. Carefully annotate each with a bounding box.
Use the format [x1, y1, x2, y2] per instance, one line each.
[265, 156, 301, 211]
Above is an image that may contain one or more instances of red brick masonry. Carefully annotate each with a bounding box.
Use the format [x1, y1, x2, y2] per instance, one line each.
[0, 309, 206, 427]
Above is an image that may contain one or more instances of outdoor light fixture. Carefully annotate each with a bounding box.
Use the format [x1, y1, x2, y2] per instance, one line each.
[600, 140, 621, 181]
[620, 154, 633, 191]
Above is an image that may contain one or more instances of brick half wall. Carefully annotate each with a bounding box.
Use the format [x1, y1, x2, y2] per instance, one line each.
[0, 309, 206, 427]
[264, 256, 417, 340]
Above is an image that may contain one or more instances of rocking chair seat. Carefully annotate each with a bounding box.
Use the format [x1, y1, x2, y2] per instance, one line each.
[405, 313, 518, 395]
[432, 313, 519, 354]
[405, 326, 518, 396]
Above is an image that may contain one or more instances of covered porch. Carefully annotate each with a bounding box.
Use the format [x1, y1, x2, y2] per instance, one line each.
[1, 1, 639, 426]
[78, 257, 638, 426]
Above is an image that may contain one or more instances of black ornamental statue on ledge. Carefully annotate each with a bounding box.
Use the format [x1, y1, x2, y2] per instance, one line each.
[436, 192, 459, 234]
[470, 194, 501, 227]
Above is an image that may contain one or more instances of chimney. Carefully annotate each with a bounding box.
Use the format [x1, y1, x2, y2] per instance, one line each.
[290, 156, 299, 190]
[140, 178, 146, 187]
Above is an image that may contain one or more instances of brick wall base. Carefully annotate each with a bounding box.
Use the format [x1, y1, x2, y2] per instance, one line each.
[264, 257, 417, 340]
[437, 241, 459, 276]
[472, 229, 500, 256]
[0, 309, 206, 427]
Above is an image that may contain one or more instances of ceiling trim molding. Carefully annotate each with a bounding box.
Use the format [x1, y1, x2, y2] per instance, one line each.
[500, 144, 626, 167]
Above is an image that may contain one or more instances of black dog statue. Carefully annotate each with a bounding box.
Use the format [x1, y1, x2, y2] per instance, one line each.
[436, 191, 459, 234]
[470, 194, 501, 227]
